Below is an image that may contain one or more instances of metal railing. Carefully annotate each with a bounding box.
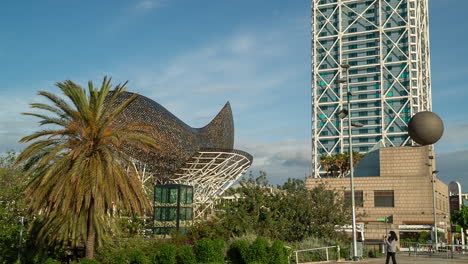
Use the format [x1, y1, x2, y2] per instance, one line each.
[294, 245, 340, 263]
[400, 241, 468, 259]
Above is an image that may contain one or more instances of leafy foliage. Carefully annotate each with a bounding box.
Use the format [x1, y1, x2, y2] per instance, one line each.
[0, 151, 27, 263]
[79, 258, 102, 264]
[268, 240, 288, 264]
[43, 258, 61, 264]
[127, 248, 150, 264]
[193, 238, 225, 263]
[96, 239, 158, 264]
[175, 244, 196, 264]
[16, 77, 157, 258]
[452, 205, 468, 230]
[153, 243, 177, 264]
[319, 152, 363, 177]
[216, 172, 350, 241]
[245, 237, 269, 264]
[227, 239, 249, 264]
[186, 219, 231, 242]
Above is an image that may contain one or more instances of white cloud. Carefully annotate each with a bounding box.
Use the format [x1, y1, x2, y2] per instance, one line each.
[120, 28, 301, 129]
[235, 138, 311, 185]
[0, 93, 43, 153]
[135, 0, 165, 10]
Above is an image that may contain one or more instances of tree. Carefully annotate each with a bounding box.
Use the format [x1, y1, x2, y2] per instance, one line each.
[16, 77, 157, 258]
[319, 152, 363, 177]
[320, 155, 334, 177]
[452, 205, 468, 233]
[216, 172, 350, 241]
[278, 177, 306, 192]
[0, 151, 27, 263]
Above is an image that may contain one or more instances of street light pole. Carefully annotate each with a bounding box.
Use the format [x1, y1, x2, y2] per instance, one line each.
[432, 170, 439, 249]
[339, 63, 358, 260]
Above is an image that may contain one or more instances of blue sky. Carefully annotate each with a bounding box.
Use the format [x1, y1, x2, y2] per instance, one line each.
[0, 0, 467, 190]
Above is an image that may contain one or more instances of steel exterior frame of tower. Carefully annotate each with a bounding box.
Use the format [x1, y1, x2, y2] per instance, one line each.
[311, 0, 432, 178]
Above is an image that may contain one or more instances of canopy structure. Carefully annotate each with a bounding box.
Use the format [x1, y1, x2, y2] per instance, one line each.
[173, 149, 253, 218]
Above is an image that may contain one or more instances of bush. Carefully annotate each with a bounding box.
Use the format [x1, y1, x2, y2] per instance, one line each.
[187, 220, 231, 242]
[245, 237, 269, 264]
[268, 240, 288, 264]
[43, 258, 60, 264]
[96, 239, 159, 264]
[367, 249, 382, 258]
[153, 243, 177, 264]
[98, 247, 148, 264]
[194, 238, 225, 263]
[108, 251, 129, 264]
[128, 248, 150, 264]
[176, 245, 196, 264]
[79, 258, 101, 264]
[227, 239, 249, 264]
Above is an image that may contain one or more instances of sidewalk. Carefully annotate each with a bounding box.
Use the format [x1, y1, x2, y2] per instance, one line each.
[327, 255, 468, 263]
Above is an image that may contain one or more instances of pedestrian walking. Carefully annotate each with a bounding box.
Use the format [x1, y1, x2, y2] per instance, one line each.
[384, 231, 398, 264]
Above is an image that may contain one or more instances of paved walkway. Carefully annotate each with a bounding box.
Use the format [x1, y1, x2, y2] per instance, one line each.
[324, 255, 468, 264]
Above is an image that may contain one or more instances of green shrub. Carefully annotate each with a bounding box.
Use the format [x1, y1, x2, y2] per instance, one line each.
[367, 249, 382, 258]
[245, 237, 269, 264]
[110, 251, 130, 264]
[187, 220, 231, 242]
[227, 239, 249, 264]
[96, 239, 159, 264]
[194, 238, 225, 263]
[176, 245, 196, 264]
[153, 243, 177, 264]
[43, 258, 60, 264]
[268, 240, 288, 264]
[79, 258, 101, 264]
[128, 248, 150, 264]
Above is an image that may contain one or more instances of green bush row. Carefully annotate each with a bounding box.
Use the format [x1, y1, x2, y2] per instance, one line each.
[36, 236, 290, 264]
[227, 237, 289, 264]
[96, 239, 198, 264]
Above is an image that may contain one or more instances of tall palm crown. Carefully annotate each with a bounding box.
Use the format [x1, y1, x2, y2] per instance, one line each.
[16, 77, 156, 258]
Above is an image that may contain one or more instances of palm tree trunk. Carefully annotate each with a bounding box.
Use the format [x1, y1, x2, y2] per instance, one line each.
[85, 201, 96, 259]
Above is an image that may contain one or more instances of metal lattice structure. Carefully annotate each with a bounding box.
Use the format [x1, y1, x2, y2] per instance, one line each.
[173, 149, 253, 218]
[311, 0, 432, 178]
[114, 92, 252, 217]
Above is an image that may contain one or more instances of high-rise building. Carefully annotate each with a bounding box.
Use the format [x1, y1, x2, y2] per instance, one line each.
[311, 0, 432, 177]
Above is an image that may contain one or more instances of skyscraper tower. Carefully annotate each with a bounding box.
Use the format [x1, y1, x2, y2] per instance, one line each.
[311, 0, 432, 178]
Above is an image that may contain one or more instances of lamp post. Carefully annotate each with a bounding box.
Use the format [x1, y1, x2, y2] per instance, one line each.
[337, 62, 359, 261]
[432, 170, 439, 249]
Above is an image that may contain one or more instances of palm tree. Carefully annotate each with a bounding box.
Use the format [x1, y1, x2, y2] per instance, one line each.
[16, 77, 157, 258]
[319, 155, 333, 177]
[332, 153, 346, 177]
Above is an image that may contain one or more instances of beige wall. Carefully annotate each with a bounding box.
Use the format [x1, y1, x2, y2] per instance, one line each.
[306, 146, 450, 241]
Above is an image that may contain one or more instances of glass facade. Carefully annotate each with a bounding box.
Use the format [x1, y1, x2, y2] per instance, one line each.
[312, 0, 432, 177]
[153, 184, 194, 235]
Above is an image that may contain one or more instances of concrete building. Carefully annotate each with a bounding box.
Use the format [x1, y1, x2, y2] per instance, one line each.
[311, 0, 432, 177]
[306, 146, 450, 241]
